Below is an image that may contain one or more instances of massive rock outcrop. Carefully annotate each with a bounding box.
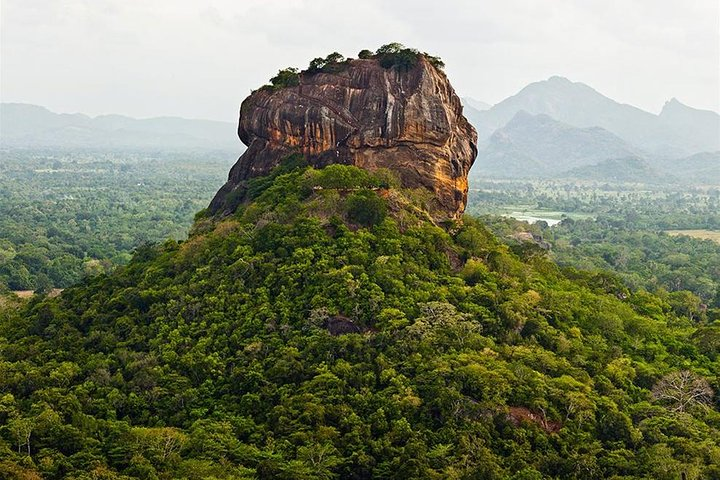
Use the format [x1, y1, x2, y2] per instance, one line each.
[210, 55, 477, 219]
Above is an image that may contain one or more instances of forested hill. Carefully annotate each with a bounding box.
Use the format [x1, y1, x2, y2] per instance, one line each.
[1, 162, 718, 479]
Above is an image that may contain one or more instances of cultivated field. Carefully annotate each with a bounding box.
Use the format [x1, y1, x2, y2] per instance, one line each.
[665, 229, 720, 244]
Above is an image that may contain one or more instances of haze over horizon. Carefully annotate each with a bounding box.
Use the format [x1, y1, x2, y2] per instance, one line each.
[1, 0, 719, 123]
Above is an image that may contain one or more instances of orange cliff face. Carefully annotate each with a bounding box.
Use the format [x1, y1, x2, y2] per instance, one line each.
[209, 56, 478, 219]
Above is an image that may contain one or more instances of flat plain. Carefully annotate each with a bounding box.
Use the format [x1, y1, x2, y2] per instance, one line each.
[665, 229, 720, 244]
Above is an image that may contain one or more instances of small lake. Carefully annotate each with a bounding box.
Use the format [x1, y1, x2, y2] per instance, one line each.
[503, 212, 564, 226]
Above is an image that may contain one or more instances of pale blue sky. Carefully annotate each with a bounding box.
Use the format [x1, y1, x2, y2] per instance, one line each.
[2, 0, 718, 121]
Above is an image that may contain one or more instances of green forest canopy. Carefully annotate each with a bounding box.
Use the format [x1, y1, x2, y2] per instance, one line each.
[0, 163, 718, 479]
[0, 149, 233, 292]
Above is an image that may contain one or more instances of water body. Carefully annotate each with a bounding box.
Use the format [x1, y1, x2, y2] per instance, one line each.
[504, 212, 564, 226]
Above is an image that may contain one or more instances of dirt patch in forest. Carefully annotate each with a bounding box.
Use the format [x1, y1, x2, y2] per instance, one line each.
[13, 289, 63, 299]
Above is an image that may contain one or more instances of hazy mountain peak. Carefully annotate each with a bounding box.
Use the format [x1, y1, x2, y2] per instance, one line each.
[461, 97, 491, 111]
[503, 110, 564, 130]
[507, 109, 535, 122]
[660, 97, 719, 117]
[489, 77, 619, 126]
[3, 102, 50, 113]
[661, 97, 688, 114]
[475, 109, 640, 179]
[523, 76, 594, 94]
[466, 76, 720, 157]
[546, 75, 573, 84]
[1, 102, 90, 120]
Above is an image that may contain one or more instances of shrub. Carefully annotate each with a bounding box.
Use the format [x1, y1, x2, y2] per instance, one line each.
[375, 43, 406, 55]
[345, 190, 387, 227]
[370, 168, 401, 189]
[307, 52, 347, 74]
[423, 53, 445, 70]
[374, 43, 444, 71]
[307, 164, 383, 190]
[247, 154, 308, 199]
[268, 68, 300, 89]
[376, 43, 419, 70]
[262, 45, 443, 92]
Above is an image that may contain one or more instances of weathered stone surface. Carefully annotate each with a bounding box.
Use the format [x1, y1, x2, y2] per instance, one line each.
[210, 56, 477, 218]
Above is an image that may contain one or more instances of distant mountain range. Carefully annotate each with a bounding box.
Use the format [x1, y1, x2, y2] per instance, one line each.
[469, 76, 719, 156]
[464, 76, 719, 184]
[0, 103, 239, 150]
[563, 157, 667, 184]
[476, 111, 641, 178]
[656, 99, 720, 156]
[3, 82, 718, 185]
[654, 151, 720, 185]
